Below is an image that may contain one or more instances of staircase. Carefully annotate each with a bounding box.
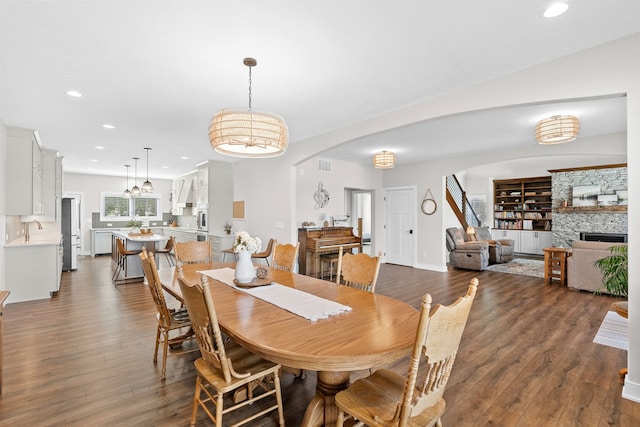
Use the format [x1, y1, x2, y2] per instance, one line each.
[446, 174, 481, 230]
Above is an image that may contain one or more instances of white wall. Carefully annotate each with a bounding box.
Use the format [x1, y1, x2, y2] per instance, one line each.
[231, 34, 640, 401]
[63, 173, 172, 255]
[0, 120, 6, 291]
[296, 157, 383, 253]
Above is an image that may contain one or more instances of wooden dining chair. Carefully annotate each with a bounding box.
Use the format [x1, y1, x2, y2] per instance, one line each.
[176, 273, 285, 427]
[174, 240, 212, 264]
[155, 236, 176, 267]
[335, 278, 479, 427]
[271, 242, 299, 272]
[139, 247, 193, 380]
[112, 237, 142, 284]
[251, 238, 276, 265]
[335, 246, 382, 293]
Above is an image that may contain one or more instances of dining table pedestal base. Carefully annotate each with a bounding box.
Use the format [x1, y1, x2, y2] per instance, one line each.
[302, 371, 350, 427]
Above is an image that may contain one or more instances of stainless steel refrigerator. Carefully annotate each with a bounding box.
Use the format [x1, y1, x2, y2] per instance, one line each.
[62, 197, 80, 271]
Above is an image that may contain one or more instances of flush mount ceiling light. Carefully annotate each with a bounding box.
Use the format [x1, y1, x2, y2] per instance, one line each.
[535, 115, 580, 144]
[209, 57, 288, 158]
[372, 150, 396, 169]
[131, 157, 141, 197]
[123, 164, 132, 199]
[141, 147, 154, 193]
[544, 3, 569, 18]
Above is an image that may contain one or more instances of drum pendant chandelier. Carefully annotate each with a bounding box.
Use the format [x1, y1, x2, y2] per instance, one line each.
[372, 150, 396, 169]
[535, 115, 579, 144]
[209, 57, 289, 158]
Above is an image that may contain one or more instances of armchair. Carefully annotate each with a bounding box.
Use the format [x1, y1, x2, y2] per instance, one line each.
[470, 226, 514, 264]
[446, 227, 489, 271]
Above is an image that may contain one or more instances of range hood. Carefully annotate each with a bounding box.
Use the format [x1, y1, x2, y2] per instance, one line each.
[176, 177, 194, 207]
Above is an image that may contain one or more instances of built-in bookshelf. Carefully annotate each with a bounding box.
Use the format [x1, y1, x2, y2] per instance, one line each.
[494, 176, 552, 231]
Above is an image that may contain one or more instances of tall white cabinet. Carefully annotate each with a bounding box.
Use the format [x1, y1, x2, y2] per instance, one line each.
[6, 127, 43, 215]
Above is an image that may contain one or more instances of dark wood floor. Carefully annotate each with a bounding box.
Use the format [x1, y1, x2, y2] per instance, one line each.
[1, 255, 638, 426]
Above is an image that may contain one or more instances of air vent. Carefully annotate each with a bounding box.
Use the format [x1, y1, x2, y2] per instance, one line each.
[317, 159, 332, 173]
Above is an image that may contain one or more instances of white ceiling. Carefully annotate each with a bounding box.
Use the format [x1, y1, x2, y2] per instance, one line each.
[0, 1, 637, 180]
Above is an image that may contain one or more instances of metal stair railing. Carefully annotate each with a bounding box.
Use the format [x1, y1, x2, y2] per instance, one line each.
[446, 174, 481, 230]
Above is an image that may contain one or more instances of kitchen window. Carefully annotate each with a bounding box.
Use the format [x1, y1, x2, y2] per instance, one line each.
[100, 192, 162, 222]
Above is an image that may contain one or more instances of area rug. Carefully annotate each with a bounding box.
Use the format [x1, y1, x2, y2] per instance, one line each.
[484, 258, 544, 278]
[593, 311, 628, 350]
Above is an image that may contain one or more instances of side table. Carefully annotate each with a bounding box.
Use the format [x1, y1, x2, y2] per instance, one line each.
[543, 247, 572, 286]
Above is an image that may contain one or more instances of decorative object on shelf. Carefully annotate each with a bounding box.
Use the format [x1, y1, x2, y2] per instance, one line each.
[572, 185, 599, 207]
[314, 182, 330, 209]
[372, 150, 396, 169]
[131, 157, 141, 197]
[322, 213, 331, 227]
[141, 147, 154, 193]
[535, 115, 579, 144]
[421, 188, 437, 215]
[123, 164, 132, 199]
[209, 57, 288, 158]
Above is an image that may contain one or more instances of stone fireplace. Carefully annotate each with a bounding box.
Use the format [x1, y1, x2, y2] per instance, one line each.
[550, 164, 628, 248]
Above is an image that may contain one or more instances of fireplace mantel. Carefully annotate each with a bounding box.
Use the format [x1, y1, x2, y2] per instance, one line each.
[556, 206, 627, 213]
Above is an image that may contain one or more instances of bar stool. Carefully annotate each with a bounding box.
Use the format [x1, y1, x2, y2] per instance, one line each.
[155, 236, 175, 267]
[112, 238, 142, 284]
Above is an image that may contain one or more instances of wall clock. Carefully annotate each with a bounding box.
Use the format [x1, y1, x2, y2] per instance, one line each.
[421, 188, 437, 215]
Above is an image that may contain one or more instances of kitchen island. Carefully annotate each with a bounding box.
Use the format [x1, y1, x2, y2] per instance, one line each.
[111, 230, 169, 283]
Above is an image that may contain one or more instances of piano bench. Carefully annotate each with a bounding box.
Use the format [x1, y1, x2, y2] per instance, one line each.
[320, 253, 340, 281]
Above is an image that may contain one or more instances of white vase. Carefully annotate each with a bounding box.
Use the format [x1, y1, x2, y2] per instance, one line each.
[234, 251, 256, 283]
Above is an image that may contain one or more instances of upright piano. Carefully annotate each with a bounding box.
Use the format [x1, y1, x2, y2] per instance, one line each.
[298, 227, 362, 276]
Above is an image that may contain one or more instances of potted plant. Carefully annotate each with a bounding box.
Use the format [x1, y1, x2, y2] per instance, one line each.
[594, 245, 628, 297]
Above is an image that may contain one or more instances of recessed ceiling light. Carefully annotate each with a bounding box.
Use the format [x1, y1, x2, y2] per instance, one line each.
[89, 159, 98, 162]
[544, 3, 569, 18]
[181, 156, 189, 160]
[95, 146, 105, 150]
[162, 166, 169, 169]
[65, 90, 82, 98]
[102, 124, 115, 129]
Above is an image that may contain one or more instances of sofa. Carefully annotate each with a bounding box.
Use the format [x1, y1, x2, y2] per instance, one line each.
[567, 240, 628, 293]
[446, 227, 489, 271]
[468, 226, 515, 264]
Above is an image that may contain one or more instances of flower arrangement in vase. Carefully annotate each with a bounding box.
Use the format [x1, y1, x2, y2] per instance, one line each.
[233, 231, 262, 284]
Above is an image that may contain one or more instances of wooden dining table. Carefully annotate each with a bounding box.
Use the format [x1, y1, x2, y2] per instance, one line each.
[158, 262, 419, 427]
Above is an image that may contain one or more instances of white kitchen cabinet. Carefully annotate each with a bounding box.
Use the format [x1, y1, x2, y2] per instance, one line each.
[6, 126, 44, 215]
[491, 229, 521, 252]
[519, 230, 552, 255]
[41, 149, 62, 220]
[5, 236, 63, 303]
[164, 228, 198, 243]
[91, 230, 113, 256]
[211, 234, 234, 262]
[203, 161, 233, 234]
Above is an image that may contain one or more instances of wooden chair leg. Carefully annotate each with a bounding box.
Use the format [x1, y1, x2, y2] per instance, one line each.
[153, 325, 161, 363]
[190, 376, 202, 427]
[161, 329, 169, 380]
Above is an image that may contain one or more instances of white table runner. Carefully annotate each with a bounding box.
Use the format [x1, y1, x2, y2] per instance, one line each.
[197, 268, 352, 321]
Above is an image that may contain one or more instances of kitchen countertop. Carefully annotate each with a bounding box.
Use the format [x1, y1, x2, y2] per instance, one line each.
[5, 234, 62, 247]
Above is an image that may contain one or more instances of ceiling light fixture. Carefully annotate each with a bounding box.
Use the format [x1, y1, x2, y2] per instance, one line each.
[65, 90, 82, 98]
[123, 164, 132, 199]
[131, 157, 141, 197]
[372, 150, 396, 169]
[535, 115, 580, 144]
[544, 3, 569, 18]
[209, 57, 288, 158]
[141, 147, 154, 193]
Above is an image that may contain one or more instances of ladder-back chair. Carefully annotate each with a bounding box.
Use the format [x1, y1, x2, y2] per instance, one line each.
[174, 240, 212, 264]
[335, 278, 479, 427]
[271, 242, 300, 272]
[177, 273, 285, 427]
[335, 246, 382, 293]
[139, 247, 193, 380]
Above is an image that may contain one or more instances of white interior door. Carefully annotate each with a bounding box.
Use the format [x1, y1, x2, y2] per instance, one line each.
[384, 187, 415, 266]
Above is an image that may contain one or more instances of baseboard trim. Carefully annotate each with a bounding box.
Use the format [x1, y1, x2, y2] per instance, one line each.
[622, 379, 640, 403]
